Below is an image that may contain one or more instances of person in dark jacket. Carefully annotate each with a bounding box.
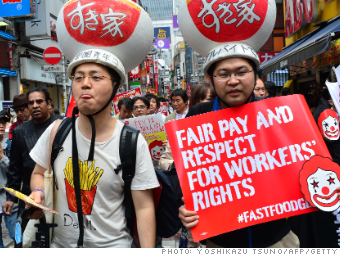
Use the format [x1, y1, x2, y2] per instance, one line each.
[2, 87, 63, 217]
[179, 56, 298, 248]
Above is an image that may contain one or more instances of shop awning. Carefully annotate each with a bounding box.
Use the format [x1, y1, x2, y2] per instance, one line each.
[266, 69, 288, 86]
[260, 15, 340, 76]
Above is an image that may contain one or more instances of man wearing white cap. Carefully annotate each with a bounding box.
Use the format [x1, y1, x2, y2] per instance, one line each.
[177, 0, 299, 248]
[27, 0, 159, 248]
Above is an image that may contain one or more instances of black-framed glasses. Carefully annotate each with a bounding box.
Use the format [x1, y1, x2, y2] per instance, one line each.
[213, 70, 253, 81]
[28, 99, 45, 105]
[133, 105, 146, 111]
[69, 75, 111, 83]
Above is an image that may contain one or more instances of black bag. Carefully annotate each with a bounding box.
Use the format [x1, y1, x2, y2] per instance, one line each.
[114, 124, 182, 239]
[51, 120, 182, 242]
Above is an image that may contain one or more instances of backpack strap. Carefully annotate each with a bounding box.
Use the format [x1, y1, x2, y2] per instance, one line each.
[50, 117, 73, 190]
[114, 124, 140, 235]
[50, 117, 73, 169]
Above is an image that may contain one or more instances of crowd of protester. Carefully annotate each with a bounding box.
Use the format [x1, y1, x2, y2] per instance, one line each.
[0, 77, 339, 248]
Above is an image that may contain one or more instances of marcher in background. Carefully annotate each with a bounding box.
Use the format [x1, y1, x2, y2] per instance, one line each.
[189, 83, 216, 108]
[114, 97, 133, 120]
[264, 81, 277, 98]
[0, 111, 17, 248]
[49, 102, 55, 114]
[2, 88, 63, 217]
[281, 87, 290, 96]
[253, 78, 266, 98]
[132, 97, 150, 117]
[54, 109, 60, 115]
[166, 89, 189, 122]
[9, 94, 31, 140]
[306, 94, 318, 115]
[145, 94, 166, 122]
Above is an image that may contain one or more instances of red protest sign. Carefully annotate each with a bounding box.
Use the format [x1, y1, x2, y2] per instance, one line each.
[113, 87, 142, 115]
[165, 95, 328, 242]
[159, 102, 168, 116]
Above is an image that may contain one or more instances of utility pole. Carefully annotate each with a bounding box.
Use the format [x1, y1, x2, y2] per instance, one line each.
[62, 54, 67, 114]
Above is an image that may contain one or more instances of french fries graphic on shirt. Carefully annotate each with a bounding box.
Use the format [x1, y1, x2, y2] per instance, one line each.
[64, 158, 104, 215]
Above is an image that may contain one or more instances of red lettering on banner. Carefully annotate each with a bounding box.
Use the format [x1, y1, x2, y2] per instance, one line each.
[187, 0, 267, 42]
[63, 0, 140, 46]
[165, 95, 329, 241]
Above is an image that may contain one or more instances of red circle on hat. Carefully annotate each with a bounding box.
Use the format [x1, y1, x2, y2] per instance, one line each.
[63, 0, 140, 47]
[187, 0, 268, 42]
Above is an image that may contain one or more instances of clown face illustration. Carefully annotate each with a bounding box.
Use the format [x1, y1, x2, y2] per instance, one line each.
[150, 144, 164, 161]
[322, 115, 339, 140]
[307, 168, 340, 212]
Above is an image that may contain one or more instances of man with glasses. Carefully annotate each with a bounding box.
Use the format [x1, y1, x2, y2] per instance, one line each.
[8, 94, 32, 140]
[254, 78, 266, 98]
[132, 97, 150, 117]
[2, 88, 62, 217]
[178, 55, 297, 248]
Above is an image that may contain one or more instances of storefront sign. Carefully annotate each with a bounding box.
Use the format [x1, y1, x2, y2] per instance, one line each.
[0, 0, 36, 19]
[8, 41, 13, 70]
[112, 87, 142, 115]
[130, 65, 140, 80]
[165, 95, 328, 241]
[258, 52, 279, 64]
[176, 67, 181, 86]
[25, 0, 49, 37]
[44, 65, 63, 73]
[173, 15, 179, 29]
[154, 27, 171, 42]
[155, 39, 170, 49]
[20, 57, 72, 86]
[284, 0, 332, 38]
[155, 55, 158, 94]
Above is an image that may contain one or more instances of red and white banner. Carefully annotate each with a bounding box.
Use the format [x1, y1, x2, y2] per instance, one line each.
[165, 95, 329, 241]
[258, 52, 279, 64]
[159, 102, 168, 116]
[113, 87, 142, 115]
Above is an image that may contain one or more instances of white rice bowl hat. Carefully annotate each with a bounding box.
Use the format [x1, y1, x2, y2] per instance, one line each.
[178, 0, 277, 76]
[57, 0, 154, 87]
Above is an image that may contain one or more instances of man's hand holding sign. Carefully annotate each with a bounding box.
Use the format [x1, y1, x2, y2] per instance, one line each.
[166, 95, 330, 242]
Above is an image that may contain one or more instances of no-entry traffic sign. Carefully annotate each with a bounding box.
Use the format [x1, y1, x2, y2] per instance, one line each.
[43, 47, 62, 65]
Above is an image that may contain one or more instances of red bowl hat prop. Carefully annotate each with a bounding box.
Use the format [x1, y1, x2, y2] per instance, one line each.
[57, 0, 154, 86]
[178, 0, 277, 76]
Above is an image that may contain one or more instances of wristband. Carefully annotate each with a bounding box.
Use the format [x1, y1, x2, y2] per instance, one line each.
[32, 188, 45, 201]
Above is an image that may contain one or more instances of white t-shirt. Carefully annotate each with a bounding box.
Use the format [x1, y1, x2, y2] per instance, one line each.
[30, 120, 159, 248]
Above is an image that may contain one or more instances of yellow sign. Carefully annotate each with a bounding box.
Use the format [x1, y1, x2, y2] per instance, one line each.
[157, 29, 166, 39]
[61, 94, 69, 113]
[285, 0, 340, 46]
